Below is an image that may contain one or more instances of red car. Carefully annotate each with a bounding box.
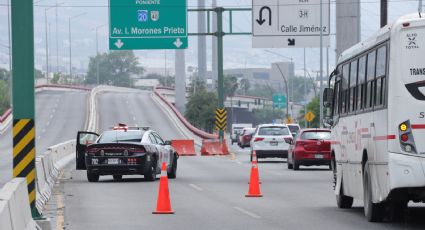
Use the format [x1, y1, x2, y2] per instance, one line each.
[287, 129, 332, 170]
[238, 128, 256, 148]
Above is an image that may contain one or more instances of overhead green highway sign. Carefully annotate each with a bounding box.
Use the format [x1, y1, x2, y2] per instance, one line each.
[109, 0, 188, 50]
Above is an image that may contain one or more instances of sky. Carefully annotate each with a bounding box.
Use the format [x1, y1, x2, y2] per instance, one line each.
[0, 0, 421, 76]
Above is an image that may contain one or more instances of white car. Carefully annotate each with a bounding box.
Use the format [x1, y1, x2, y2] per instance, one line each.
[250, 124, 293, 162]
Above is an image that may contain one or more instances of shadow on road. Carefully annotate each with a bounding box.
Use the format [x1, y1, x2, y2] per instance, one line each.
[330, 206, 425, 229]
[97, 177, 155, 183]
[258, 160, 286, 164]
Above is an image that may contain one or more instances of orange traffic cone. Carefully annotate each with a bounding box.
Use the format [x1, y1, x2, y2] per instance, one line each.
[153, 162, 174, 214]
[246, 151, 262, 197]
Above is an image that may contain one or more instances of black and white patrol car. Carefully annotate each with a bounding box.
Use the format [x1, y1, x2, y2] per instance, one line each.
[76, 124, 178, 182]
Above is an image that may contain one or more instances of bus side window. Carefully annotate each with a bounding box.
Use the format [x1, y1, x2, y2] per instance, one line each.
[366, 50, 376, 109]
[342, 64, 350, 114]
[333, 81, 340, 116]
[375, 45, 387, 106]
[350, 59, 358, 112]
[358, 56, 367, 110]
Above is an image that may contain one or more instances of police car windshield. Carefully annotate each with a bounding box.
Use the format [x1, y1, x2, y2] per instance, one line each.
[258, 126, 289, 136]
[98, 130, 144, 143]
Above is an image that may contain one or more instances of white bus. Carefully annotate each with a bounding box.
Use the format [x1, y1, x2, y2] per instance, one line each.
[323, 13, 425, 222]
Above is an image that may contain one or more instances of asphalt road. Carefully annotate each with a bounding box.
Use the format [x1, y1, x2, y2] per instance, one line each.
[0, 90, 88, 187]
[59, 91, 425, 230]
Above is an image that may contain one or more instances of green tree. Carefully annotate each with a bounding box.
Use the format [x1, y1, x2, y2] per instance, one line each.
[239, 78, 250, 95]
[86, 51, 144, 87]
[246, 83, 275, 99]
[158, 76, 175, 87]
[288, 76, 315, 103]
[298, 96, 320, 128]
[34, 69, 43, 79]
[0, 80, 10, 114]
[185, 87, 218, 132]
[0, 68, 9, 82]
[252, 107, 284, 124]
[224, 75, 238, 98]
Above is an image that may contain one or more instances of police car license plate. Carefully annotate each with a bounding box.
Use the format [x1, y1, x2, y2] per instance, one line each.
[315, 154, 324, 159]
[108, 158, 119, 165]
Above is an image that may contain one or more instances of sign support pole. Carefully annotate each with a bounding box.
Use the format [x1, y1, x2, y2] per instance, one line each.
[216, 7, 225, 141]
[319, 0, 324, 128]
[11, 0, 39, 218]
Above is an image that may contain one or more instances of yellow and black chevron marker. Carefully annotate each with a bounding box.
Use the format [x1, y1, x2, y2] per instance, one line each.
[215, 108, 227, 131]
[13, 119, 36, 211]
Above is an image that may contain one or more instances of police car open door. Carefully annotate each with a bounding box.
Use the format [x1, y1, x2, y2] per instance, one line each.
[76, 131, 99, 170]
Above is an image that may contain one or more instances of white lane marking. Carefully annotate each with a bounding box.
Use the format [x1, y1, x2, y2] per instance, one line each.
[233, 207, 261, 219]
[52, 109, 56, 113]
[46, 121, 50, 126]
[49, 114, 53, 118]
[189, 184, 204, 192]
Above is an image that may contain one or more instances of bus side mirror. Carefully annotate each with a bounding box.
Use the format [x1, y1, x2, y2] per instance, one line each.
[323, 88, 334, 108]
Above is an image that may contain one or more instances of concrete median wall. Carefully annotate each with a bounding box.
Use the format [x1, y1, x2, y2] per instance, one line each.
[0, 85, 97, 229]
[0, 178, 41, 230]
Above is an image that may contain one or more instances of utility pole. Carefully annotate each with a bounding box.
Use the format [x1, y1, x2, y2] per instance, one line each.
[275, 64, 290, 120]
[304, 48, 307, 128]
[7, 0, 12, 96]
[56, 0, 59, 73]
[95, 24, 105, 85]
[319, 0, 324, 128]
[197, 0, 207, 82]
[45, 6, 57, 84]
[68, 13, 85, 84]
[381, 0, 388, 28]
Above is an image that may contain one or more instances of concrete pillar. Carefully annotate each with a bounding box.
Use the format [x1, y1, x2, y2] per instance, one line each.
[336, 0, 361, 60]
[175, 50, 186, 114]
[197, 0, 207, 82]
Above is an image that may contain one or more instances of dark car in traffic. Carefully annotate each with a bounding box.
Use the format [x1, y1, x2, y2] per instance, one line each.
[76, 125, 178, 182]
[287, 129, 331, 170]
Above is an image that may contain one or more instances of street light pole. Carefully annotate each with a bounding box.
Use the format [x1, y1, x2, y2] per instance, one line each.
[94, 24, 105, 85]
[56, 0, 59, 73]
[7, 0, 12, 80]
[304, 48, 307, 128]
[68, 12, 85, 84]
[319, 0, 324, 128]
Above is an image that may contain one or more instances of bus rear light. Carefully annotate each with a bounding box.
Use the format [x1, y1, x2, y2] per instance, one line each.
[399, 123, 408, 132]
[398, 120, 417, 154]
[402, 22, 410, 27]
[401, 134, 409, 142]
